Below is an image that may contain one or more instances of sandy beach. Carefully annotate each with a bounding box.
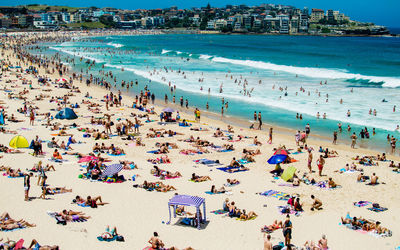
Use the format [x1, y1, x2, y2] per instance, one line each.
[0, 31, 399, 250]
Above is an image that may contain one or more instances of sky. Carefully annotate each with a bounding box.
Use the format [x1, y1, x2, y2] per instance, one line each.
[11, 0, 400, 27]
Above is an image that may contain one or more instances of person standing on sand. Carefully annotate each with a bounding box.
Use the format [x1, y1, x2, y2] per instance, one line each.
[351, 133, 357, 148]
[283, 215, 292, 247]
[305, 123, 310, 137]
[29, 109, 35, 126]
[258, 112, 262, 130]
[221, 107, 224, 117]
[333, 131, 337, 145]
[263, 233, 273, 250]
[24, 173, 33, 201]
[308, 149, 313, 173]
[254, 111, 257, 122]
[317, 155, 325, 176]
[267, 128, 273, 144]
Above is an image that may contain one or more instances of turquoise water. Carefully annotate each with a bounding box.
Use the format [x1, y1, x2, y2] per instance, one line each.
[44, 34, 400, 152]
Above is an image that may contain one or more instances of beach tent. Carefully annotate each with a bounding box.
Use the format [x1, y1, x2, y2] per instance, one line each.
[162, 107, 175, 113]
[281, 166, 297, 182]
[9, 135, 29, 148]
[167, 195, 206, 230]
[101, 164, 123, 178]
[55, 108, 78, 120]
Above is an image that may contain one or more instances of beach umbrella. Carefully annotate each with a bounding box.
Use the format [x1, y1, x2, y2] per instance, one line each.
[267, 154, 287, 164]
[55, 108, 78, 120]
[281, 166, 297, 182]
[78, 155, 98, 163]
[162, 107, 175, 113]
[273, 148, 289, 156]
[101, 164, 123, 178]
[57, 78, 68, 83]
[9, 135, 29, 148]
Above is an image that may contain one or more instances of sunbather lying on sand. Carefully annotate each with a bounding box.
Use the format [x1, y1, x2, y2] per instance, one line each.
[226, 179, 240, 185]
[341, 215, 389, 234]
[261, 220, 283, 232]
[0, 212, 36, 231]
[0, 238, 59, 250]
[191, 173, 211, 182]
[58, 210, 91, 221]
[210, 185, 229, 194]
[73, 195, 108, 207]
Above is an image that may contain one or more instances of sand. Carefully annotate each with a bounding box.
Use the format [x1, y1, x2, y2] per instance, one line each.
[0, 31, 399, 250]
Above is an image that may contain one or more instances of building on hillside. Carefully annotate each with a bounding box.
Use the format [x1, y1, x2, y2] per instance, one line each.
[299, 12, 308, 32]
[327, 10, 335, 22]
[290, 16, 299, 33]
[278, 14, 289, 34]
[310, 9, 324, 23]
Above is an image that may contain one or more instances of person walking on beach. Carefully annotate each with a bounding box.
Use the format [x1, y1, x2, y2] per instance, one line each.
[283, 215, 292, 247]
[308, 149, 313, 173]
[24, 173, 33, 201]
[305, 123, 310, 137]
[185, 99, 188, 109]
[221, 107, 224, 117]
[180, 96, 183, 107]
[351, 133, 357, 148]
[29, 109, 35, 126]
[254, 111, 257, 122]
[333, 131, 337, 145]
[151, 93, 155, 104]
[391, 137, 397, 154]
[257, 112, 262, 130]
[267, 128, 273, 144]
[317, 155, 325, 176]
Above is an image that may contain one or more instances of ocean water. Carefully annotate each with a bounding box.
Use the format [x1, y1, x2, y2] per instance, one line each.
[43, 34, 400, 152]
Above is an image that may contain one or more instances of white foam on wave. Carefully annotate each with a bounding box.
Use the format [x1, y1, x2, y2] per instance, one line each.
[102, 62, 400, 131]
[209, 56, 400, 88]
[161, 49, 171, 54]
[106, 42, 124, 48]
[199, 54, 213, 60]
[50, 46, 105, 63]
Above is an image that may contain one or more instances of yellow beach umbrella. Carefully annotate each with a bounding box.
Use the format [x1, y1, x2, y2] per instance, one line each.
[9, 135, 29, 148]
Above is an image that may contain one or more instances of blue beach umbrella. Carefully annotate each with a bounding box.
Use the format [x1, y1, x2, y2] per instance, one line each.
[101, 164, 123, 178]
[267, 154, 287, 165]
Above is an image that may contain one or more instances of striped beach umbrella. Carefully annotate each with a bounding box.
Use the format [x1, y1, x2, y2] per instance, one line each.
[101, 164, 123, 178]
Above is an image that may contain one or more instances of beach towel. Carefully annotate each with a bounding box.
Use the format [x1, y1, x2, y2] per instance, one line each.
[216, 166, 248, 173]
[205, 191, 232, 195]
[97, 236, 117, 242]
[194, 159, 222, 166]
[107, 153, 126, 156]
[259, 190, 279, 197]
[147, 150, 160, 154]
[367, 207, 388, 212]
[238, 159, 249, 164]
[353, 201, 372, 207]
[210, 209, 228, 215]
[236, 215, 257, 221]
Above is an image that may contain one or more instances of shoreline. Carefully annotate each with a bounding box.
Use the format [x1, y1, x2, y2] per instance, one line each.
[40, 33, 399, 155]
